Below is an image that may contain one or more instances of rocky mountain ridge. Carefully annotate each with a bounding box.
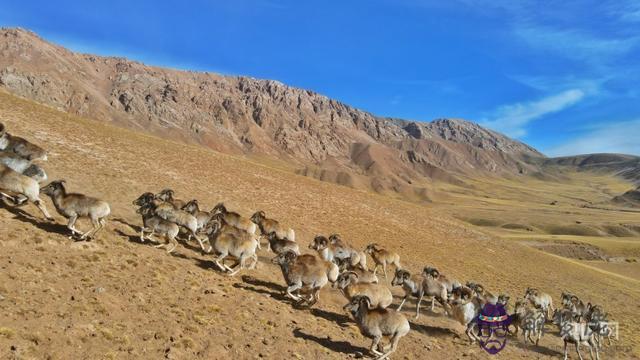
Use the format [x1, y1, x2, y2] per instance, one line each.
[0, 27, 577, 198]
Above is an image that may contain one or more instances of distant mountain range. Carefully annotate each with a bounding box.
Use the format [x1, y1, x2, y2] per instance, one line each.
[1, 27, 638, 200]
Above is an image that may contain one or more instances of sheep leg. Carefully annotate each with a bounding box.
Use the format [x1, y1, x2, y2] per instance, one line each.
[378, 332, 402, 360]
[575, 343, 584, 360]
[415, 293, 424, 319]
[586, 341, 595, 360]
[81, 218, 101, 240]
[227, 257, 246, 276]
[0, 192, 15, 203]
[165, 240, 177, 254]
[528, 331, 535, 345]
[563, 341, 568, 360]
[369, 336, 383, 356]
[67, 215, 80, 238]
[466, 322, 478, 344]
[382, 263, 388, 280]
[91, 217, 107, 237]
[213, 253, 228, 272]
[372, 264, 379, 277]
[33, 199, 53, 221]
[248, 254, 258, 269]
[286, 283, 303, 301]
[397, 295, 408, 312]
[139, 228, 147, 242]
[194, 234, 212, 253]
[306, 288, 320, 307]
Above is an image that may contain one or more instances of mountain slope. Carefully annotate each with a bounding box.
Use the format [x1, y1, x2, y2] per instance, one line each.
[1, 89, 639, 359]
[543, 154, 640, 185]
[0, 27, 543, 198]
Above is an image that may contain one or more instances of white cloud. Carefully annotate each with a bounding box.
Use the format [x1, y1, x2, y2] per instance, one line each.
[481, 89, 585, 137]
[514, 26, 640, 65]
[545, 119, 640, 156]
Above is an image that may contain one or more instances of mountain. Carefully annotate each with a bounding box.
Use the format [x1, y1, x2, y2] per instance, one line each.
[543, 154, 640, 185]
[0, 28, 546, 199]
[612, 186, 640, 208]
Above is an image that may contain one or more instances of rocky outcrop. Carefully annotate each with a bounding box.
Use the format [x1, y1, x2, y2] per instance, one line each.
[0, 27, 546, 197]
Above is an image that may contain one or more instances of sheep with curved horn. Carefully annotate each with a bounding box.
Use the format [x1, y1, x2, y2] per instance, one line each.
[40, 180, 110, 240]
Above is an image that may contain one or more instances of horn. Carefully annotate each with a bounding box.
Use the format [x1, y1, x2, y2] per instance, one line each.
[345, 271, 359, 278]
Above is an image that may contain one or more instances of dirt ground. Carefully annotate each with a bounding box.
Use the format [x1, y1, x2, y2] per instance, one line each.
[1, 91, 639, 359]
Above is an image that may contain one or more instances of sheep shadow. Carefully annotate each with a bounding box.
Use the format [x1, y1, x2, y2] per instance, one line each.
[509, 338, 563, 357]
[410, 322, 459, 338]
[193, 257, 225, 272]
[111, 217, 141, 232]
[0, 201, 69, 236]
[309, 308, 352, 328]
[292, 328, 368, 356]
[232, 275, 290, 302]
[114, 229, 143, 244]
[241, 275, 285, 292]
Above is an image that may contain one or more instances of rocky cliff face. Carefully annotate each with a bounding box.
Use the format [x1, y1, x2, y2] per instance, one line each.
[0, 28, 545, 198]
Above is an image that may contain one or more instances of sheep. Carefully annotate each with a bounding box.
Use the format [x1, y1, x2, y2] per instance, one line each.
[585, 304, 614, 349]
[271, 251, 339, 307]
[251, 210, 295, 241]
[561, 291, 575, 308]
[524, 287, 554, 319]
[181, 199, 213, 233]
[155, 188, 187, 209]
[465, 281, 498, 305]
[514, 299, 545, 346]
[133, 192, 211, 252]
[0, 151, 48, 183]
[309, 235, 367, 270]
[265, 231, 299, 255]
[203, 217, 258, 276]
[335, 257, 379, 284]
[332, 271, 393, 309]
[553, 309, 600, 360]
[422, 266, 461, 297]
[364, 243, 401, 279]
[0, 123, 48, 161]
[391, 269, 449, 319]
[0, 163, 52, 220]
[40, 180, 110, 240]
[211, 203, 257, 235]
[497, 294, 511, 312]
[343, 295, 410, 360]
[136, 203, 179, 253]
[567, 295, 589, 321]
[331, 234, 368, 269]
[448, 286, 482, 344]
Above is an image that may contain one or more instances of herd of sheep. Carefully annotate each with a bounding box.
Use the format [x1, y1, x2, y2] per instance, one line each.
[0, 122, 617, 359]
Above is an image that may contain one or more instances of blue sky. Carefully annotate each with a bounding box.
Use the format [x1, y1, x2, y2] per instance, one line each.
[1, 0, 639, 156]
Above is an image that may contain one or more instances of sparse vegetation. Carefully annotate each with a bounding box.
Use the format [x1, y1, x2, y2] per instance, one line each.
[0, 90, 638, 359]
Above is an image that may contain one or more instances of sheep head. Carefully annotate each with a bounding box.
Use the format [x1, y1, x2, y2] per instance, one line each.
[40, 180, 66, 196]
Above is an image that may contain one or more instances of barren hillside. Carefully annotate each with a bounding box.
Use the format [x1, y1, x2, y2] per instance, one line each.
[0, 27, 547, 199]
[0, 90, 639, 359]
